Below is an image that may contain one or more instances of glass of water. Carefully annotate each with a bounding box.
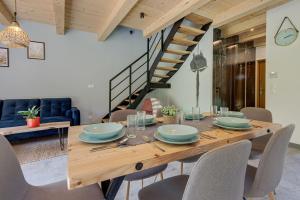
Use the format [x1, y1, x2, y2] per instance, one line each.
[210, 105, 218, 117]
[127, 115, 137, 138]
[136, 111, 146, 131]
[220, 107, 229, 117]
[176, 110, 184, 124]
[192, 107, 201, 121]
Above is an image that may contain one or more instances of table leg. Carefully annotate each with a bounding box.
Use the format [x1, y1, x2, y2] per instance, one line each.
[58, 128, 65, 150]
[102, 176, 125, 200]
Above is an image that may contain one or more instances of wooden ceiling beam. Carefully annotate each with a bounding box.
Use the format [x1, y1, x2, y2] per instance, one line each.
[221, 13, 266, 38]
[97, 0, 139, 41]
[53, 0, 66, 35]
[0, 0, 13, 25]
[143, 0, 212, 38]
[213, 0, 289, 28]
[239, 26, 266, 43]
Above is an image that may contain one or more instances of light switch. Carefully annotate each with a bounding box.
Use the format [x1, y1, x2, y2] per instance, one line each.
[269, 72, 278, 79]
[88, 84, 94, 88]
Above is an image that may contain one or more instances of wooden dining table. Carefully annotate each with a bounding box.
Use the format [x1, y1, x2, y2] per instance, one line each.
[67, 116, 281, 200]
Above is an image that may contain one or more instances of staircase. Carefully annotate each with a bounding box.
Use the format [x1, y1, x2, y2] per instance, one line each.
[102, 14, 212, 122]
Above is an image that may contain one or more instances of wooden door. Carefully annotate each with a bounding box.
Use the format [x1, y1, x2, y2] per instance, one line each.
[257, 60, 266, 108]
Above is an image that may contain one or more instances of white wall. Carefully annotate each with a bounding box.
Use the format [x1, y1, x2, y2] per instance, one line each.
[151, 27, 213, 113]
[0, 21, 146, 123]
[266, 0, 300, 144]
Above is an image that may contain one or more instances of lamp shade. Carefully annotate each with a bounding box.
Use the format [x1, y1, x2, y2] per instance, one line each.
[0, 21, 30, 48]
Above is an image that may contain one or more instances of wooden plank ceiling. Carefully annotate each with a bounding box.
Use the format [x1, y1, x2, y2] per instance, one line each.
[0, 0, 290, 41]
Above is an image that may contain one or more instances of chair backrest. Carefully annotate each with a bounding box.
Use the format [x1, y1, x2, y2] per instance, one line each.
[241, 107, 272, 122]
[247, 124, 295, 197]
[109, 109, 137, 122]
[0, 135, 29, 200]
[182, 140, 252, 200]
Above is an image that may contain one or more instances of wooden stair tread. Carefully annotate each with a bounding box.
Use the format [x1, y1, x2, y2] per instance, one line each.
[117, 105, 128, 110]
[178, 25, 205, 36]
[165, 49, 191, 55]
[185, 13, 212, 25]
[153, 73, 170, 78]
[160, 57, 184, 64]
[172, 36, 198, 46]
[156, 66, 178, 71]
[125, 99, 135, 103]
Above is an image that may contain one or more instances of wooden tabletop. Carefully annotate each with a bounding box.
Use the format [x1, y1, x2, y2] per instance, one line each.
[67, 120, 281, 190]
[0, 121, 70, 136]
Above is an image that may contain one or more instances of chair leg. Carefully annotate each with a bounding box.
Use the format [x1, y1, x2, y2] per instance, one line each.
[160, 172, 164, 180]
[126, 181, 130, 200]
[268, 192, 275, 200]
[141, 179, 144, 188]
[180, 161, 183, 175]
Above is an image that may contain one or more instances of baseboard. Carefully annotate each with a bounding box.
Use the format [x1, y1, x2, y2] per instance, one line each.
[289, 142, 300, 150]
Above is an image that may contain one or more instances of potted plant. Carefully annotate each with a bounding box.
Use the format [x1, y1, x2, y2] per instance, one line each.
[18, 106, 41, 128]
[161, 105, 177, 124]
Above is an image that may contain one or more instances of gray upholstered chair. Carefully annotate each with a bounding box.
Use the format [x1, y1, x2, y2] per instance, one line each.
[241, 107, 273, 158]
[0, 135, 104, 200]
[110, 109, 168, 200]
[244, 124, 295, 200]
[139, 140, 252, 200]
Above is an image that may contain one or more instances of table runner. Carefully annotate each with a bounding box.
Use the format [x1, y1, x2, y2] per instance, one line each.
[125, 116, 215, 146]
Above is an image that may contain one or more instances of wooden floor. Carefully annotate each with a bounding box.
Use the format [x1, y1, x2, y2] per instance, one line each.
[21, 148, 300, 200]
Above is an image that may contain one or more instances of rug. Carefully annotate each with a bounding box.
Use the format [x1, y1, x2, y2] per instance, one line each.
[12, 136, 67, 164]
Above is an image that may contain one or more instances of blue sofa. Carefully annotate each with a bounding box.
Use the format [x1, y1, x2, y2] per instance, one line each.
[0, 98, 80, 141]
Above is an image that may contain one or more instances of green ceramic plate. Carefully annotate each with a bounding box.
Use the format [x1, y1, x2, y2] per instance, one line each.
[145, 115, 155, 123]
[184, 113, 205, 120]
[216, 117, 250, 128]
[154, 132, 199, 145]
[79, 129, 125, 144]
[83, 123, 123, 139]
[213, 121, 252, 130]
[157, 124, 198, 141]
[222, 111, 245, 118]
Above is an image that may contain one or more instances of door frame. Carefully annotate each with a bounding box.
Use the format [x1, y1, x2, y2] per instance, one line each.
[256, 59, 266, 108]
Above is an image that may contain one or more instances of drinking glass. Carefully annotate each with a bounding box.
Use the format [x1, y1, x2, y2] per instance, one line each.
[210, 105, 218, 117]
[127, 115, 137, 138]
[192, 107, 201, 121]
[176, 110, 184, 124]
[220, 107, 229, 117]
[136, 111, 146, 131]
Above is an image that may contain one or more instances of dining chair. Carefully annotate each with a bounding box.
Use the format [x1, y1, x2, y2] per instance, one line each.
[0, 135, 104, 200]
[109, 109, 168, 200]
[241, 107, 273, 158]
[244, 124, 295, 200]
[139, 140, 252, 200]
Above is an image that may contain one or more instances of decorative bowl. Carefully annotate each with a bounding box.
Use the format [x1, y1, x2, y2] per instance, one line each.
[83, 123, 123, 139]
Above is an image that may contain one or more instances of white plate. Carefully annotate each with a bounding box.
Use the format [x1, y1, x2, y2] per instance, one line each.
[154, 131, 199, 145]
[213, 121, 252, 131]
[79, 129, 125, 144]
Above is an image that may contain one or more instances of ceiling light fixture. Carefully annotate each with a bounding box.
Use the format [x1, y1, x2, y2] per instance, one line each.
[0, 0, 30, 48]
[250, 28, 255, 32]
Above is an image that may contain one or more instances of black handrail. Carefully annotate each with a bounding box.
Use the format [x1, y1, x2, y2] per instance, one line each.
[108, 28, 167, 116]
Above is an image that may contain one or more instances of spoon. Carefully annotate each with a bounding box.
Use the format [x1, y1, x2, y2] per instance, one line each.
[90, 137, 129, 152]
[142, 136, 166, 152]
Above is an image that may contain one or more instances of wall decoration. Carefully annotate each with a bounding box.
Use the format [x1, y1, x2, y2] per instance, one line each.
[27, 41, 45, 60]
[190, 49, 208, 107]
[0, 47, 9, 67]
[275, 17, 299, 46]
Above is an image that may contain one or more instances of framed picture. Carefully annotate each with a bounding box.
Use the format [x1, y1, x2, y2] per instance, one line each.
[27, 41, 45, 60]
[0, 47, 9, 67]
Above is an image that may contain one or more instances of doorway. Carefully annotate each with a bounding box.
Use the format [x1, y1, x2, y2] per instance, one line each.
[256, 59, 266, 108]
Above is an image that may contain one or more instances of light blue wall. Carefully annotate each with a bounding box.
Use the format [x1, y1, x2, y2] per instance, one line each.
[0, 21, 146, 123]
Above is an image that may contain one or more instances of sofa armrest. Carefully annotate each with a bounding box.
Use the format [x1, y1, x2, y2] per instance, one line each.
[65, 107, 80, 126]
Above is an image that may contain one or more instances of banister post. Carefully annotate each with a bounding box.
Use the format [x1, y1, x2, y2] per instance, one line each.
[109, 80, 112, 116]
[129, 66, 132, 105]
[147, 38, 150, 84]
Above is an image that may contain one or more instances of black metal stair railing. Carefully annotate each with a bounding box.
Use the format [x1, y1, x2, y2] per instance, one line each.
[108, 30, 165, 116]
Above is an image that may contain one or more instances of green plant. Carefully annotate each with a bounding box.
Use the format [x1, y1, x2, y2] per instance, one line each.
[18, 106, 40, 119]
[161, 105, 177, 116]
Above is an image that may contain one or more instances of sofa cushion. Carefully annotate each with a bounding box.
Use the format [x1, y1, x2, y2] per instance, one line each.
[1, 99, 40, 121]
[41, 116, 71, 124]
[0, 120, 26, 128]
[40, 98, 71, 118]
[0, 100, 3, 119]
